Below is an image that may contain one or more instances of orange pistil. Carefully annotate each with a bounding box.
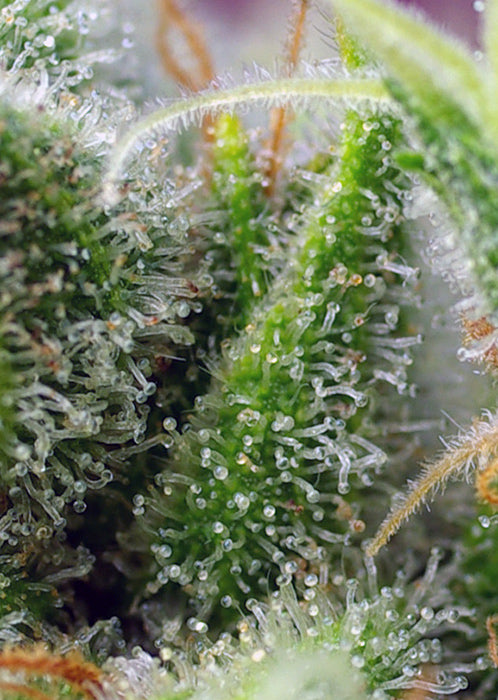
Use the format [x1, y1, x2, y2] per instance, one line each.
[264, 0, 309, 195]
[476, 456, 498, 505]
[0, 646, 105, 700]
[156, 0, 214, 91]
[156, 0, 215, 146]
[487, 614, 498, 667]
[461, 314, 498, 370]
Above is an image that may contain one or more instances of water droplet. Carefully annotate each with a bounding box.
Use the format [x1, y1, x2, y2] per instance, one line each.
[306, 489, 320, 504]
[14, 444, 30, 460]
[160, 647, 173, 662]
[187, 617, 208, 633]
[251, 649, 266, 662]
[234, 493, 250, 510]
[304, 573, 318, 587]
[169, 565, 181, 579]
[214, 465, 229, 480]
[284, 560, 299, 574]
[351, 654, 365, 668]
[447, 609, 459, 624]
[73, 500, 86, 513]
[420, 606, 434, 621]
[176, 301, 191, 318]
[263, 504, 276, 519]
[158, 545, 172, 559]
[350, 621, 362, 636]
[14, 463, 28, 477]
[479, 515, 490, 528]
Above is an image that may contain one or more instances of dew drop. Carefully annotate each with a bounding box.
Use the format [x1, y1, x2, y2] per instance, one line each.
[263, 504, 276, 519]
[73, 500, 86, 514]
[163, 417, 177, 431]
[187, 617, 208, 633]
[14, 463, 27, 477]
[304, 573, 318, 587]
[479, 515, 490, 528]
[159, 545, 172, 559]
[420, 606, 434, 621]
[234, 493, 250, 510]
[251, 649, 266, 662]
[284, 560, 299, 574]
[351, 654, 365, 669]
[169, 565, 181, 579]
[214, 465, 229, 480]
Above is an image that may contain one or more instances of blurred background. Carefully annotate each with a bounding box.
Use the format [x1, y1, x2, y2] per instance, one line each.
[203, 0, 480, 45]
[400, 0, 480, 45]
[116, 0, 482, 100]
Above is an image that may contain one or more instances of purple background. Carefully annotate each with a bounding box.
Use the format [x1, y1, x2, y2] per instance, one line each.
[399, 0, 479, 45]
[137, 1, 481, 100]
[205, 0, 480, 46]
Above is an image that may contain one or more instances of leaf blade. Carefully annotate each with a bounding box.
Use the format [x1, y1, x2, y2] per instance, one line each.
[330, 0, 485, 127]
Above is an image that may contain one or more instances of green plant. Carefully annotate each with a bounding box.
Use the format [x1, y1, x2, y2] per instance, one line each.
[1, 0, 498, 698]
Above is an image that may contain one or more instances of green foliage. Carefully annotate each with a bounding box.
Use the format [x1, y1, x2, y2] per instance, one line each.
[331, 0, 498, 326]
[210, 114, 271, 326]
[143, 107, 417, 624]
[0, 1, 210, 637]
[0, 98, 202, 539]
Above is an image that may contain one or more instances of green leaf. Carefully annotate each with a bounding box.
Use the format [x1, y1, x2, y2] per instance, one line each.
[329, 0, 485, 128]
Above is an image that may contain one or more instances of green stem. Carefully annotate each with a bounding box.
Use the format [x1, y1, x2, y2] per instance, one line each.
[104, 78, 389, 197]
